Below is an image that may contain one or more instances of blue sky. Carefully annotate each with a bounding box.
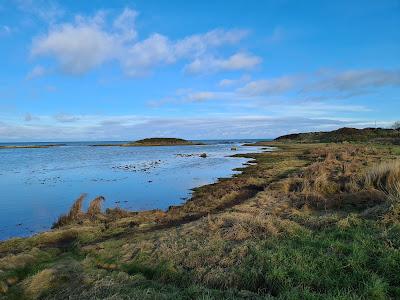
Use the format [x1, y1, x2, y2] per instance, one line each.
[0, 0, 399, 141]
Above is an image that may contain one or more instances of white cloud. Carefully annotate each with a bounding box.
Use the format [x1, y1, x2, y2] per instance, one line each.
[174, 29, 248, 58]
[113, 8, 138, 42]
[185, 53, 262, 74]
[123, 33, 174, 76]
[31, 9, 254, 76]
[31, 13, 119, 74]
[26, 65, 46, 79]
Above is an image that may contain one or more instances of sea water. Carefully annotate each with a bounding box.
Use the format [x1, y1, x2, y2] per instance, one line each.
[0, 140, 269, 240]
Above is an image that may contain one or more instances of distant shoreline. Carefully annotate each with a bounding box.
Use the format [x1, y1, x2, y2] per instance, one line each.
[0, 144, 66, 149]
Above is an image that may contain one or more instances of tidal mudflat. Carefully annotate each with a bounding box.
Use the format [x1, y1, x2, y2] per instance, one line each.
[0, 141, 266, 240]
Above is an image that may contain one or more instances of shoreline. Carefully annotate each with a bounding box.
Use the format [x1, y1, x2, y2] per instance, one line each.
[0, 144, 66, 149]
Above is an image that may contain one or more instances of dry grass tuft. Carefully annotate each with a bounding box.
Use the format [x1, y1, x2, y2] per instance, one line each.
[87, 196, 105, 219]
[52, 194, 86, 228]
[363, 160, 400, 201]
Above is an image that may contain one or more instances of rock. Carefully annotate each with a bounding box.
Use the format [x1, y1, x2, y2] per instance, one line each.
[199, 153, 207, 158]
[231, 147, 237, 151]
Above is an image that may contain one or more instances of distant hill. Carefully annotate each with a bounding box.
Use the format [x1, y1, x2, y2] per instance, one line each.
[275, 127, 400, 144]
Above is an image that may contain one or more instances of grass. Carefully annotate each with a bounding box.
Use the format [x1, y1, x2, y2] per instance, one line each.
[237, 220, 400, 298]
[362, 160, 400, 200]
[0, 142, 399, 299]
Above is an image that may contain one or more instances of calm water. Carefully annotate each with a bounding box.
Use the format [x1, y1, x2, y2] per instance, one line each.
[0, 140, 269, 240]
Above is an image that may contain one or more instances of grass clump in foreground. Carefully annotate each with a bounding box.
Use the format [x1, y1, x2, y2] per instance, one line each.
[0, 142, 399, 299]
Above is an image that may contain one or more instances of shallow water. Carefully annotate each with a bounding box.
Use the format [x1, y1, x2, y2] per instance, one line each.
[0, 140, 268, 240]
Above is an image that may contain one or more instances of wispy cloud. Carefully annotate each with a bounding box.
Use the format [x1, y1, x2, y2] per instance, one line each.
[24, 113, 40, 122]
[303, 69, 400, 95]
[54, 113, 80, 123]
[26, 65, 46, 79]
[185, 53, 261, 74]
[233, 68, 400, 99]
[16, 0, 64, 23]
[219, 74, 251, 88]
[237, 76, 299, 96]
[0, 25, 12, 36]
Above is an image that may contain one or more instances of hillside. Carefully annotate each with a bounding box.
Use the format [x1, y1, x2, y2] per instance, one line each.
[275, 127, 400, 144]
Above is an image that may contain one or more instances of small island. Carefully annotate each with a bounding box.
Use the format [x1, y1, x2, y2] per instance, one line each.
[91, 138, 203, 147]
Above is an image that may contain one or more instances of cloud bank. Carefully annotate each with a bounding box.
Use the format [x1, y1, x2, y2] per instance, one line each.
[1, 114, 390, 142]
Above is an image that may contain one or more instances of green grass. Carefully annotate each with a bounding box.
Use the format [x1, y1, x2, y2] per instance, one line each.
[236, 220, 400, 299]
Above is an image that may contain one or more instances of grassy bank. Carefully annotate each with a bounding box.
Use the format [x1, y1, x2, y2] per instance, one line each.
[0, 142, 399, 299]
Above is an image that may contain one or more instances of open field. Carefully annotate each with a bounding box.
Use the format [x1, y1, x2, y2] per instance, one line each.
[0, 142, 399, 299]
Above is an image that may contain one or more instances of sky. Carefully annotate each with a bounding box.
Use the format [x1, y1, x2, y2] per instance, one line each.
[0, 0, 399, 142]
